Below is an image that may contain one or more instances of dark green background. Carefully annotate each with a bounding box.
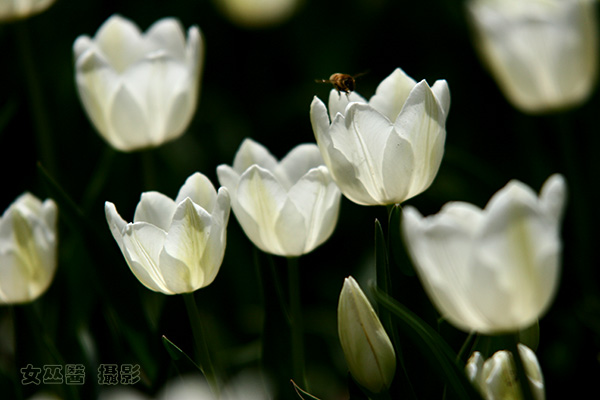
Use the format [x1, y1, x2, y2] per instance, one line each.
[1, 0, 599, 398]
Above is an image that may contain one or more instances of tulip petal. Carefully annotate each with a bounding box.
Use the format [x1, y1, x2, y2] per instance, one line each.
[175, 172, 217, 212]
[233, 138, 279, 173]
[539, 173, 567, 223]
[327, 89, 366, 121]
[342, 103, 396, 203]
[197, 188, 230, 286]
[471, 181, 560, 331]
[394, 81, 446, 199]
[94, 15, 146, 73]
[105, 201, 130, 252]
[236, 166, 287, 253]
[120, 222, 171, 294]
[368, 68, 417, 122]
[402, 205, 489, 331]
[133, 192, 177, 230]
[287, 166, 341, 252]
[323, 113, 379, 205]
[145, 18, 187, 59]
[276, 144, 324, 189]
[160, 199, 213, 292]
[431, 79, 451, 117]
[109, 85, 152, 150]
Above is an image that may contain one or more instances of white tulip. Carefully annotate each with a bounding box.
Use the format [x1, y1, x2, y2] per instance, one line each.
[466, 344, 545, 400]
[310, 68, 450, 206]
[0, 193, 58, 304]
[0, 0, 55, 22]
[217, 138, 341, 257]
[215, 0, 301, 28]
[105, 173, 230, 295]
[74, 15, 203, 151]
[338, 276, 396, 394]
[467, 0, 598, 113]
[401, 174, 566, 334]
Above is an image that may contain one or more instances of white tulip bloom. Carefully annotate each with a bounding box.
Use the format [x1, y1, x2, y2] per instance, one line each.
[74, 15, 203, 152]
[402, 174, 566, 334]
[466, 344, 545, 400]
[217, 138, 341, 257]
[0, 0, 55, 22]
[105, 173, 230, 295]
[215, 0, 301, 28]
[467, 0, 598, 114]
[310, 68, 450, 206]
[0, 193, 58, 304]
[338, 276, 396, 394]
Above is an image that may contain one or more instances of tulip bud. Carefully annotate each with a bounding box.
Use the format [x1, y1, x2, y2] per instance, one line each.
[105, 173, 230, 295]
[310, 67, 450, 206]
[73, 15, 203, 152]
[217, 138, 341, 257]
[0, 193, 58, 304]
[466, 344, 545, 400]
[402, 174, 566, 334]
[337, 276, 396, 394]
[467, 0, 598, 113]
[0, 0, 55, 22]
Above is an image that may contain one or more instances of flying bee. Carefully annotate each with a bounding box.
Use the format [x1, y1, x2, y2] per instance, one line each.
[316, 72, 367, 96]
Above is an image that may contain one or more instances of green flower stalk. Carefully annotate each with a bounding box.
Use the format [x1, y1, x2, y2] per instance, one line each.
[338, 276, 396, 394]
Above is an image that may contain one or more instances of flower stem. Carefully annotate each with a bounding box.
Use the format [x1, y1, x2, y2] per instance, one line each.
[182, 293, 220, 397]
[287, 256, 307, 389]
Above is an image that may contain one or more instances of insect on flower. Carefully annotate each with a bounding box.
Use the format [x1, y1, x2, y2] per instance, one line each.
[316, 72, 367, 96]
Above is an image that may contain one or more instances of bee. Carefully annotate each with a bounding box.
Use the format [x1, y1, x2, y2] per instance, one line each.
[316, 72, 366, 96]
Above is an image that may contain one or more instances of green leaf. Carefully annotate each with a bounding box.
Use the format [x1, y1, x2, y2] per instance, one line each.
[161, 335, 201, 371]
[372, 287, 482, 400]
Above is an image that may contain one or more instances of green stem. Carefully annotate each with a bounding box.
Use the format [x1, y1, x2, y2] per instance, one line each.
[288, 256, 306, 389]
[182, 293, 220, 397]
[14, 21, 56, 176]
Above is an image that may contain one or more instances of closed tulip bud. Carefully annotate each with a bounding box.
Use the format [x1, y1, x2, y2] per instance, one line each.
[338, 276, 396, 394]
[466, 344, 545, 400]
[73, 15, 203, 152]
[0, 193, 58, 304]
[402, 174, 566, 334]
[0, 0, 55, 22]
[310, 68, 450, 206]
[467, 0, 598, 114]
[105, 173, 230, 295]
[217, 138, 341, 257]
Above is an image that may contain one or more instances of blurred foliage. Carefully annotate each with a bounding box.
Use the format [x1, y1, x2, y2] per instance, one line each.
[1, 0, 599, 399]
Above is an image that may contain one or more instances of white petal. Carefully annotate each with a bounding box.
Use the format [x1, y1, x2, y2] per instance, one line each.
[431, 79, 451, 117]
[235, 166, 287, 254]
[109, 84, 151, 151]
[105, 201, 129, 252]
[133, 192, 177, 230]
[368, 68, 418, 122]
[233, 138, 278, 174]
[161, 199, 213, 292]
[394, 81, 446, 200]
[145, 18, 187, 59]
[539, 173, 567, 223]
[119, 222, 171, 294]
[175, 172, 217, 212]
[327, 89, 367, 121]
[275, 143, 324, 189]
[402, 205, 487, 331]
[94, 15, 146, 73]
